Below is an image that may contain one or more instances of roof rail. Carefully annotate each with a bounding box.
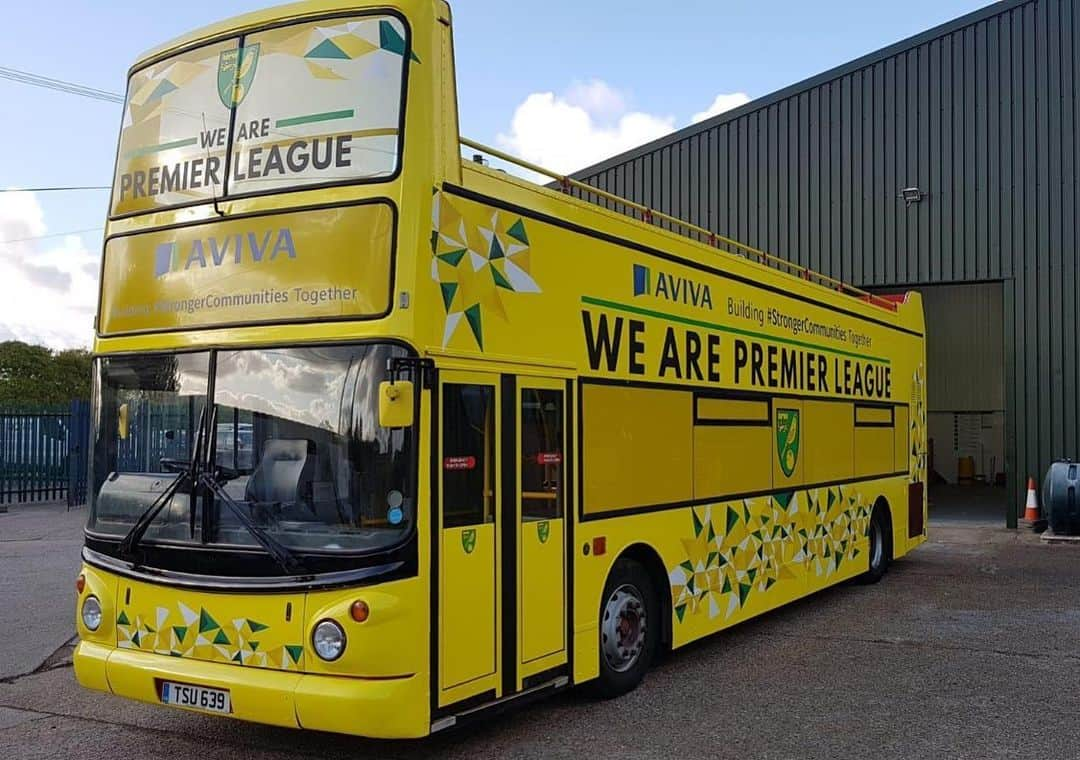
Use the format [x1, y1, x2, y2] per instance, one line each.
[460, 137, 898, 313]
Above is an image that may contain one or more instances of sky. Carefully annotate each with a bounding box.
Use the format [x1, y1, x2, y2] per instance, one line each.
[0, 0, 991, 350]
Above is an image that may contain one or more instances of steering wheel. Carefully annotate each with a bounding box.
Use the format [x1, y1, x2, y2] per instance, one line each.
[159, 457, 190, 474]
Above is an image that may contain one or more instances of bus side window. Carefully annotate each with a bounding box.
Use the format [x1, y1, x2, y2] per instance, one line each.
[521, 389, 563, 521]
[854, 405, 895, 477]
[803, 400, 855, 484]
[442, 384, 495, 528]
[692, 396, 772, 498]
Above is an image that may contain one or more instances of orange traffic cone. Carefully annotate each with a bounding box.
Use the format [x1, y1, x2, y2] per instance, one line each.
[1023, 477, 1040, 522]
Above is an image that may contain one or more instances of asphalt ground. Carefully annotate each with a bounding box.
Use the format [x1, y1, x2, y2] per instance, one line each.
[0, 502, 84, 681]
[1, 510, 1078, 759]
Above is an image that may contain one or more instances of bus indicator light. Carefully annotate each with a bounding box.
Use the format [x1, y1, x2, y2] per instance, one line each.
[350, 600, 370, 623]
[592, 537, 607, 556]
[75, 574, 86, 594]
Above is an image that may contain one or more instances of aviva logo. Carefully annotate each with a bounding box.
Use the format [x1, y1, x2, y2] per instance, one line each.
[632, 263, 713, 310]
[154, 228, 297, 278]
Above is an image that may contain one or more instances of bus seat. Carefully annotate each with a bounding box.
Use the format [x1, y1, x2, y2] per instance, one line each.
[245, 439, 316, 506]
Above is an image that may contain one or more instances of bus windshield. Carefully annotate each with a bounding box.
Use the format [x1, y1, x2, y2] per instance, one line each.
[89, 344, 416, 557]
[111, 13, 409, 216]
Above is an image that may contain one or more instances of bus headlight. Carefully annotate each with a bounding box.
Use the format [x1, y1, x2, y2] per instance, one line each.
[312, 619, 346, 661]
[82, 596, 102, 632]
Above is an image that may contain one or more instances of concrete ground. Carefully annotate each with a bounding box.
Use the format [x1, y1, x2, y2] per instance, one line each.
[929, 482, 1010, 524]
[2, 509, 1079, 759]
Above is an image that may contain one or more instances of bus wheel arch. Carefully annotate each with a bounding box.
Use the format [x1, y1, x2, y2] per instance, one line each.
[615, 543, 672, 653]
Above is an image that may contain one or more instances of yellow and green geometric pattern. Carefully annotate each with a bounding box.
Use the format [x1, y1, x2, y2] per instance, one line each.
[261, 16, 418, 76]
[669, 486, 872, 622]
[121, 16, 415, 157]
[430, 191, 541, 349]
[116, 602, 304, 671]
[910, 365, 928, 483]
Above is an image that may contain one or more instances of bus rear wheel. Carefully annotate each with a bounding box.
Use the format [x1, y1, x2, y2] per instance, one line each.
[858, 504, 891, 584]
[591, 558, 658, 698]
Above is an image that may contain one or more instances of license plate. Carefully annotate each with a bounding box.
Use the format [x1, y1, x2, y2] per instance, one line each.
[160, 681, 231, 714]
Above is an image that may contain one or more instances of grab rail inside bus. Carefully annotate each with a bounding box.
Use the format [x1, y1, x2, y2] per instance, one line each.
[460, 137, 898, 313]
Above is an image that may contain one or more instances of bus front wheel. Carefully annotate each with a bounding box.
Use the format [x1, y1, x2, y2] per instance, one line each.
[591, 558, 658, 698]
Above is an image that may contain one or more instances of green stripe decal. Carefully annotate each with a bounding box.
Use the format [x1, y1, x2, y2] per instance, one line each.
[124, 137, 197, 159]
[580, 295, 890, 364]
[275, 109, 355, 128]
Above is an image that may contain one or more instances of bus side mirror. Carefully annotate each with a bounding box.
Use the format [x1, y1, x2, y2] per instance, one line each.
[379, 380, 414, 428]
[118, 403, 130, 440]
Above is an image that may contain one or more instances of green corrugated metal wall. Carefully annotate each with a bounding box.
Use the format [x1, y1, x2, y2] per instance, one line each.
[573, 0, 1078, 526]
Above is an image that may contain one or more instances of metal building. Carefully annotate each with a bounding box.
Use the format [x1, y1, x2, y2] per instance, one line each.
[572, 0, 1079, 527]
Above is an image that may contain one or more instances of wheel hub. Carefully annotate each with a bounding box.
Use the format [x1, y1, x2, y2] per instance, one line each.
[601, 584, 647, 673]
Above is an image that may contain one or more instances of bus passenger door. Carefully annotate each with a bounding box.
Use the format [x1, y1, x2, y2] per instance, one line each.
[516, 380, 568, 687]
[437, 372, 500, 706]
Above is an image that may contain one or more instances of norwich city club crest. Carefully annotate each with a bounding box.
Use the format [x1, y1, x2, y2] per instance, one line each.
[776, 408, 800, 478]
[537, 520, 550, 544]
[461, 528, 477, 554]
[218, 44, 260, 107]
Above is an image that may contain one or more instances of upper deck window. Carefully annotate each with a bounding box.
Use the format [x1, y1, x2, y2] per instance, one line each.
[111, 14, 409, 217]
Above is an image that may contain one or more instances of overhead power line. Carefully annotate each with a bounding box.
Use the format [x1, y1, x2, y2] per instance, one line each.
[1, 186, 109, 193]
[0, 227, 104, 246]
[0, 65, 123, 104]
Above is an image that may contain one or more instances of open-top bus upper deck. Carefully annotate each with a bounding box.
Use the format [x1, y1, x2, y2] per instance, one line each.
[95, 0, 921, 361]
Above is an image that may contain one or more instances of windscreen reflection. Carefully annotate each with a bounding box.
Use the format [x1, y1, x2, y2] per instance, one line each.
[211, 345, 414, 552]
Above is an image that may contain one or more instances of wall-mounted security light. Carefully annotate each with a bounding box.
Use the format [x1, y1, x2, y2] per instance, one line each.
[900, 187, 924, 206]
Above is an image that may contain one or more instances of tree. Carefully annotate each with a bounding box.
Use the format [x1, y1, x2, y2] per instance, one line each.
[0, 341, 92, 407]
[52, 348, 92, 402]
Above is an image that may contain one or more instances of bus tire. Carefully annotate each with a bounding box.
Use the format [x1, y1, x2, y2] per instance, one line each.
[858, 503, 891, 585]
[591, 557, 658, 699]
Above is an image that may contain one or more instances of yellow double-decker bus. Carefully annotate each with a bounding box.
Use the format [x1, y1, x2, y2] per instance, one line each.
[74, 0, 928, 739]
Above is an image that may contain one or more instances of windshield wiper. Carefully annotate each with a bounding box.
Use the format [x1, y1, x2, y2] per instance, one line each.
[118, 406, 207, 562]
[117, 470, 190, 561]
[198, 471, 309, 575]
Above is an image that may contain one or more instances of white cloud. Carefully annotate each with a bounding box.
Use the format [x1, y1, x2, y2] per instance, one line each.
[563, 79, 628, 121]
[0, 191, 98, 349]
[691, 92, 752, 124]
[496, 81, 677, 179]
[494, 82, 753, 182]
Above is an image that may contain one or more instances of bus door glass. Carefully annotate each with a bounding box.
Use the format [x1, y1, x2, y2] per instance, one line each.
[438, 373, 500, 703]
[517, 381, 567, 680]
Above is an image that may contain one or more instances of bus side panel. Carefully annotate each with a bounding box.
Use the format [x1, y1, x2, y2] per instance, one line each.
[573, 476, 906, 660]
[433, 178, 929, 682]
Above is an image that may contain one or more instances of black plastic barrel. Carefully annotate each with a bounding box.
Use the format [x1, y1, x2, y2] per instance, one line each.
[1043, 460, 1080, 535]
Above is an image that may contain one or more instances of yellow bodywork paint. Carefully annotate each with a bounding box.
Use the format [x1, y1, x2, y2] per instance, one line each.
[75, 0, 927, 740]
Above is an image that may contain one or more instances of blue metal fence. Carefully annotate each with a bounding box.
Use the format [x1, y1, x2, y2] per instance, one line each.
[115, 397, 194, 474]
[0, 400, 90, 508]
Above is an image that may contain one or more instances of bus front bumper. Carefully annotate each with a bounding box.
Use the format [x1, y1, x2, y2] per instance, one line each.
[74, 640, 427, 738]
